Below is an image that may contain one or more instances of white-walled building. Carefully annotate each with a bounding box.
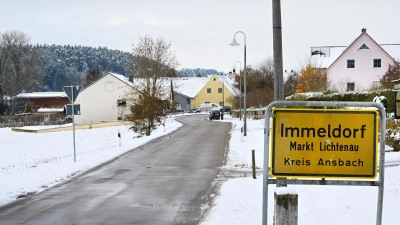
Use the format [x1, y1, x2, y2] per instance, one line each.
[311, 28, 400, 91]
[74, 73, 133, 125]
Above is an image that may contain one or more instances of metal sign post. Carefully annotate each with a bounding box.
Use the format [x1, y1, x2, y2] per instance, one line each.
[63, 85, 82, 162]
[262, 101, 386, 225]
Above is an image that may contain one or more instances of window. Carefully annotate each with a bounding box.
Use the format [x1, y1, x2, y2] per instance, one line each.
[105, 82, 114, 91]
[373, 58, 381, 68]
[205, 101, 210, 104]
[218, 88, 222, 93]
[347, 82, 355, 91]
[347, 59, 355, 68]
[207, 88, 211, 93]
[358, 43, 370, 50]
[372, 81, 381, 89]
[117, 99, 126, 106]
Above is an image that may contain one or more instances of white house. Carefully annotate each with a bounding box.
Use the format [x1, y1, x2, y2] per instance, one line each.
[74, 73, 133, 125]
[311, 28, 400, 91]
[73, 72, 240, 125]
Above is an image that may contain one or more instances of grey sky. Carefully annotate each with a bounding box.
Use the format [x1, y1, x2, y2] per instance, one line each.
[1, 0, 399, 73]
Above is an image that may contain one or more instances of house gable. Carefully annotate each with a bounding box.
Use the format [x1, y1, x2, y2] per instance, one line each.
[74, 73, 132, 125]
[192, 75, 238, 108]
[326, 28, 397, 91]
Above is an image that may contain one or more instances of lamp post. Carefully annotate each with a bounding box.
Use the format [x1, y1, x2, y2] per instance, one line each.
[230, 31, 247, 136]
[234, 61, 242, 121]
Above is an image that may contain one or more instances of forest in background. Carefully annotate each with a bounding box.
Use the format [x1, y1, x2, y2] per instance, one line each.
[36, 44, 219, 92]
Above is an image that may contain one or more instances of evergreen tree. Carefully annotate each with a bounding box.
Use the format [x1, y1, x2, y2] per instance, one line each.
[85, 68, 103, 86]
[24, 101, 33, 113]
[284, 72, 298, 97]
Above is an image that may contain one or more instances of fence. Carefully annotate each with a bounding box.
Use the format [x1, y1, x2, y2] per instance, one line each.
[0, 119, 70, 128]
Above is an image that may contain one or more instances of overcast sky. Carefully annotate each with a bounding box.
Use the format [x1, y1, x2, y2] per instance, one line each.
[1, 0, 399, 73]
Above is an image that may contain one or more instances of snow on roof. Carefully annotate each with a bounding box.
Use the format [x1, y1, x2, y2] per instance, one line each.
[108, 72, 134, 86]
[170, 75, 241, 98]
[381, 44, 400, 61]
[171, 76, 210, 98]
[38, 107, 64, 113]
[16, 92, 67, 98]
[217, 75, 241, 97]
[311, 44, 400, 68]
[311, 46, 346, 68]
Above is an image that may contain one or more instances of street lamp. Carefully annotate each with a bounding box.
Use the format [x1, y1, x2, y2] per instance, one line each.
[230, 31, 247, 136]
[233, 61, 242, 121]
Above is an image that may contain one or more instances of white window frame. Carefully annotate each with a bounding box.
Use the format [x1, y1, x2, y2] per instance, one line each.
[347, 82, 355, 91]
[373, 58, 382, 68]
[358, 43, 370, 50]
[105, 82, 114, 91]
[117, 99, 127, 106]
[347, 59, 355, 69]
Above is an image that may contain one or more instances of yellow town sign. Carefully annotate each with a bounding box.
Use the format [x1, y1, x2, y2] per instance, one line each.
[270, 108, 378, 179]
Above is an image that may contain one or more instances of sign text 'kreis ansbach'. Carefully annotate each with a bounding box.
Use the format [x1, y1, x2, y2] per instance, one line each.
[271, 109, 378, 179]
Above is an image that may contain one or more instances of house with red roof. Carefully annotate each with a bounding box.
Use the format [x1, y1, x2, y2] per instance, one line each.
[311, 28, 400, 91]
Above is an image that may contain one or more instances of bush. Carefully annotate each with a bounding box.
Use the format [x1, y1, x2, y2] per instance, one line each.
[386, 119, 400, 151]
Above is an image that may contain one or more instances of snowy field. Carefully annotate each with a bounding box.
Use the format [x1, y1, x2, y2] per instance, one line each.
[1, 113, 399, 224]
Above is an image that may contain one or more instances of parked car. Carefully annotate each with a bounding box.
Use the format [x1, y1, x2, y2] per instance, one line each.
[191, 108, 200, 113]
[209, 109, 221, 120]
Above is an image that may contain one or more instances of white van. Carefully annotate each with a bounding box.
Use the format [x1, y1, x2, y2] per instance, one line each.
[199, 103, 222, 112]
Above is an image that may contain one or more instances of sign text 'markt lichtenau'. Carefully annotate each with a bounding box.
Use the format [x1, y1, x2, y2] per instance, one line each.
[280, 123, 368, 167]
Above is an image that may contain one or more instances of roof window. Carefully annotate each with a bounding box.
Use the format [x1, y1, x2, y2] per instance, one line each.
[358, 43, 370, 50]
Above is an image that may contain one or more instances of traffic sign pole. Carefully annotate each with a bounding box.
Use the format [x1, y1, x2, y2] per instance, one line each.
[72, 87, 76, 162]
[63, 85, 81, 163]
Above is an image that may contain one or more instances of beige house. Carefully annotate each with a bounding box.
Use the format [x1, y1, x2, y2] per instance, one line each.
[190, 75, 240, 108]
[74, 73, 133, 125]
[172, 75, 240, 111]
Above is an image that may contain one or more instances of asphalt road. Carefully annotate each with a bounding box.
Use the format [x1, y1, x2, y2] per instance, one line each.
[0, 114, 232, 225]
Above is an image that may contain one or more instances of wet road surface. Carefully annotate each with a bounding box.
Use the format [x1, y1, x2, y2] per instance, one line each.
[0, 114, 231, 225]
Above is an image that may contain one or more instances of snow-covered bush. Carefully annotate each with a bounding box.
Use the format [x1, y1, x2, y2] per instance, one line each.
[386, 119, 400, 151]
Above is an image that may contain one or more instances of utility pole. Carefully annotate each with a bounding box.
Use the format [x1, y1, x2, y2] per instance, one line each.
[263, 1, 287, 224]
[273, 0, 284, 101]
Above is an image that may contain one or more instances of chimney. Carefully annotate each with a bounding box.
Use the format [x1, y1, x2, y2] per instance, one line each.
[361, 27, 367, 33]
[129, 75, 133, 82]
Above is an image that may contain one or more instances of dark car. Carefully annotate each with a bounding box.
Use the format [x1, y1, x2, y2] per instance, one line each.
[223, 106, 231, 112]
[209, 110, 221, 120]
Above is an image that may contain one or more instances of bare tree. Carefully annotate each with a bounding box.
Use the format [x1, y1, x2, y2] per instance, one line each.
[127, 35, 179, 136]
[0, 31, 44, 113]
[0, 33, 10, 83]
[380, 62, 400, 89]
[231, 57, 274, 108]
[1, 30, 43, 113]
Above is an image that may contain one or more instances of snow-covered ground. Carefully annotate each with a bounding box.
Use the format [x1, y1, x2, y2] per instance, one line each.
[1, 113, 399, 224]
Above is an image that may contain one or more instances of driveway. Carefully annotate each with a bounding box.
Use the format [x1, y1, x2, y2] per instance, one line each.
[0, 114, 232, 225]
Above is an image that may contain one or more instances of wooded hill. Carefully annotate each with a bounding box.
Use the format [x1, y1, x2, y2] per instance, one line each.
[38, 44, 133, 91]
[29, 44, 219, 92]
